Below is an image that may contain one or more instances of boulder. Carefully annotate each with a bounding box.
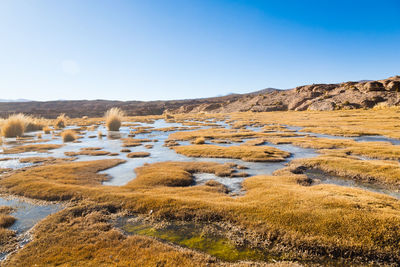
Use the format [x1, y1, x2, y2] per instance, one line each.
[307, 101, 336, 111]
[362, 81, 385, 92]
[386, 81, 400, 92]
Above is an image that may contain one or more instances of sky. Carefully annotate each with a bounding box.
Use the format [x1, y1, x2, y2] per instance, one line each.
[0, 0, 399, 101]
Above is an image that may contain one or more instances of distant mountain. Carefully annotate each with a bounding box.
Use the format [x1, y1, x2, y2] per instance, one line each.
[0, 76, 399, 118]
[247, 88, 282, 95]
[0, 99, 32, 102]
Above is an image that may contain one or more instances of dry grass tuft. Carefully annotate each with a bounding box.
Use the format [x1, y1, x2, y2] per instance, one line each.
[193, 137, 206, 144]
[54, 114, 67, 129]
[61, 130, 77, 142]
[105, 108, 124, 131]
[1, 114, 26, 137]
[24, 115, 46, 132]
[43, 126, 51, 134]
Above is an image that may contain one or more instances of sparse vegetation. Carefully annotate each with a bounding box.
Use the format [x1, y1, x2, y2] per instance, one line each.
[105, 107, 124, 131]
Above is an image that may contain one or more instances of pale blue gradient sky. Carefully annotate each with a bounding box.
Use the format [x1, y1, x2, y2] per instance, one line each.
[0, 0, 399, 101]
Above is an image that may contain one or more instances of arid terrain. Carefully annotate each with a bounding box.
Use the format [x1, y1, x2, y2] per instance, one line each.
[1, 105, 400, 266]
[1, 76, 399, 118]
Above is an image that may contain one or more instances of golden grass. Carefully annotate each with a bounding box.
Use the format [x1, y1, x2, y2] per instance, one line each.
[64, 150, 111, 157]
[24, 115, 47, 132]
[168, 128, 256, 142]
[54, 113, 67, 129]
[43, 126, 51, 134]
[2, 159, 400, 263]
[0, 159, 125, 201]
[4, 110, 400, 263]
[1, 114, 26, 137]
[19, 156, 57, 164]
[193, 137, 206, 144]
[173, 144, 290, 162]
[228, 109, 400, 139]
[126, 151, 151, 158]
[105, 107, 124, 131]
[4, 204, 295, 267]
[61, 129, 77, 142]
[126, 161, 235, 188]
[0, 114, 48, 137]
[1, 144, 62, 154]
[122, 138, 152, 147]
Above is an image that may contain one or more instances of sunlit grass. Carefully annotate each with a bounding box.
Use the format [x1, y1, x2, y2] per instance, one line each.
[54, 113, 67, 129]
[61, 129, 77, 142]
[105, 107, 124, 131]
[173, 144, 290, 162]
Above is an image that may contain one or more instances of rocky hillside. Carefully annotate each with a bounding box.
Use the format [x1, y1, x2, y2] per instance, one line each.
[0, 76, 399, 118]
[166, 75, 400, 113]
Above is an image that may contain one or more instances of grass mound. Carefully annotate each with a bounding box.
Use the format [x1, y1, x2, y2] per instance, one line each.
[2, 144, 62, 154]
[173, 144, 291, 162]
[127, 152, 150, 158]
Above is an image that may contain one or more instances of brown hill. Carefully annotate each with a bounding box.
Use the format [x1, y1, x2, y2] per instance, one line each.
[166, 76, 400, 114]
[0, 76, 399, 118]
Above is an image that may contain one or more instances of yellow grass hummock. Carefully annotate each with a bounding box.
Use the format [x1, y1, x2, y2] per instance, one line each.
[173, 144, 291, 162]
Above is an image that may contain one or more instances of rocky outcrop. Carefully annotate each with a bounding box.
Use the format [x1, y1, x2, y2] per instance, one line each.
[166, 75, 400, 114]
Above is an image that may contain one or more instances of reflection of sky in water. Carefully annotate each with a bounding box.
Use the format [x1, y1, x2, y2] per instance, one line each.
[306, 169, 400, 200]
[0, 196, 61, 261]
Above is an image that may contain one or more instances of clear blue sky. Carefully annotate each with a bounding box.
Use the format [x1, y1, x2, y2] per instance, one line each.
[0, 0, 399, 101]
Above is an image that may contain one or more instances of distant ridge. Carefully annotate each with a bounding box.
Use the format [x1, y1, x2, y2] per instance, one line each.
[0, 76, 399, 118]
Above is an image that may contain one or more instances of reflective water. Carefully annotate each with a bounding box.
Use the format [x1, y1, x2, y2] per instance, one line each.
[305, 169, 400, 199]
[0, 196, 61, 260]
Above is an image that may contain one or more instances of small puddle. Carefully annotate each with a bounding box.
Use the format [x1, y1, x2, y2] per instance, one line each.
[0, 196, 62, 261]
[353, 135, 400, 145]
[305, 169, 400, 199]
